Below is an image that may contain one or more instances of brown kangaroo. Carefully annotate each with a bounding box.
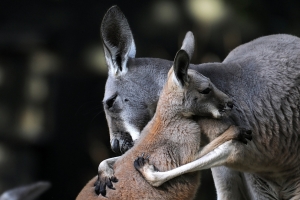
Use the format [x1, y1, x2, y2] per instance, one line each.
[76, 49, 251, 200]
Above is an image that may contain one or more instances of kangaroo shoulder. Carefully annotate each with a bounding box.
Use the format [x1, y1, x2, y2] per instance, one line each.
[224, 34, 300, 63]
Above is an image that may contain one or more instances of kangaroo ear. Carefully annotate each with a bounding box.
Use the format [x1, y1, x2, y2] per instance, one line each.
[101, 6, 136, 77]
[180, 31, 194, 61]
[173, 49, 190, 87]
[0, 181, 50, 200]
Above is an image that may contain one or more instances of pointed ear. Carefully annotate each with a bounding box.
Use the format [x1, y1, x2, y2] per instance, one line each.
[180, 31, 195, 61]
[101, 6, 136, 76]
[173, 49, 190, 87]
[0, 181, 50, 200]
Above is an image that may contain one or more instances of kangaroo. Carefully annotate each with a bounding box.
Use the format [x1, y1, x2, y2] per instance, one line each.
[77, 48, 251, 200]
[0, 181, 50, 200]
[97, 6, 300, 200]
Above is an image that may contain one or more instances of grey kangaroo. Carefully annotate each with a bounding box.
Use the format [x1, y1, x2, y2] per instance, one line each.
[77, 48, 251, 200]
[98, 6, 300, 200]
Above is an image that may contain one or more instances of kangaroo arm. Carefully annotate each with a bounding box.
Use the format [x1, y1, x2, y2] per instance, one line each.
[197, 125, 240, 159]
[98, 156, 119, 181]
[135, 141, 234, 187]
[95, 156, 120, 196]
[98, 156, 119, 172]
[135, 126, 251, 187]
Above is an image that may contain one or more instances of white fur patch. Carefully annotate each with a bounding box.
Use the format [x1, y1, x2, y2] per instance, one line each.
[212, 109, 221, 118]
[128, 39, 136, 58]
[182, 111, 194, 117]
[140, 141, 234, 187]
[172, 71, 181, 87]
[123, 122, 140, 141]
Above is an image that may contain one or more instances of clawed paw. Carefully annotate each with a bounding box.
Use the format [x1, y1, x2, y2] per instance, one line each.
[134, 153, 164, 187]
[134, 153, 151, 172]
[235, 128, 252, 144]
[94, 174, 118, 197]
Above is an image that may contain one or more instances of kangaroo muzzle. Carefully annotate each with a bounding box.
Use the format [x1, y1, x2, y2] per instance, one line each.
[110, 132, 134, 154]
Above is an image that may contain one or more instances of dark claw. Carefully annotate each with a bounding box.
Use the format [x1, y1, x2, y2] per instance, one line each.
[235, 128, 252, 144]
[246, 130, 252, 135]
[240, 137, 248, 144]
[100, 179, 106, 196]
[94, 180, 100, 195]
[134, 156, 146, 171]
[110, 176, 118, 183]
[94, 176, 100, 186]
[106, 178, 115, 190]
[94, 174, 118, 196]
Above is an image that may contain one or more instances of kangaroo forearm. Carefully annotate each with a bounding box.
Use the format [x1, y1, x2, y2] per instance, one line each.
[106, 156, 119, 166]
[98, 156, 120, 171]
[143, 141, 233, 187]
[197, 125, 239, 159]
[158, 125, 239, 181]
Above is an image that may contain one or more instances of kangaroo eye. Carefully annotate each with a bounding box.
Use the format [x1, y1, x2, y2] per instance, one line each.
[200, 88, 211, 94]
[105, 95, 117, 109]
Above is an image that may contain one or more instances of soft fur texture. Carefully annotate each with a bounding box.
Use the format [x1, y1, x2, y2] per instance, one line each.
[77, 50, 249, 200]
[98, 6, 300, 200]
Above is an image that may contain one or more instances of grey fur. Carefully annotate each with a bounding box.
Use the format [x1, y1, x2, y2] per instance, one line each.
[78, 50, 250, 200]
[0, 182, 50, 200]
[100, 6, 300, 200]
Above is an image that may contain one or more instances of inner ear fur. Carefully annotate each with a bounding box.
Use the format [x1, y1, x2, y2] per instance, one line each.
[173, 49, 190, 87]
[101, 6, 136, 76]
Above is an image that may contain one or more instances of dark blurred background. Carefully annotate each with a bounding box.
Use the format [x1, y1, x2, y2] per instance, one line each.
[0, 0, 299, 199]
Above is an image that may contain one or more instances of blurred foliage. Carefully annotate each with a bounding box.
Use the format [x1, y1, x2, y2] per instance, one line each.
[0, 0, 299, 199]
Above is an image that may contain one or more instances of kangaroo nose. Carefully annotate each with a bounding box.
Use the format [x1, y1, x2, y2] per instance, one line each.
[111, 139, 121, 154]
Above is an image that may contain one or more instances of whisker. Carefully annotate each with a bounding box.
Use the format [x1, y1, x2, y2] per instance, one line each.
[75, 100, 100, 117]
[90, 110, 105, 124]
[83, 105, 104, 116]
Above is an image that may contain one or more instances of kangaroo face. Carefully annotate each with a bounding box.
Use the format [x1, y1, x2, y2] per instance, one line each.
[101, 6, 174, 154]
[101, 6, 231, 154]
[163, 50, 233, 119]
[184, 72, 233, 118]
[103, 59, 170, 154]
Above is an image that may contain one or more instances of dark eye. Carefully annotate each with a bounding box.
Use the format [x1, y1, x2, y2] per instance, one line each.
[124, 99, 129, 102]
[200, 88, 211, 94]
[105, 95, 117, 109]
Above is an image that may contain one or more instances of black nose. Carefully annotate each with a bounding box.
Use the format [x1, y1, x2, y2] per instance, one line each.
[227, 101, 234, 109]
[111, 139, 121, 154]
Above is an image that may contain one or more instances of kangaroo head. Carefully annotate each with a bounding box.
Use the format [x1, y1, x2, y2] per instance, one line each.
[160, 49, 233, 119]
[101, 6, 231, 154]
[101, 6, 172, 154]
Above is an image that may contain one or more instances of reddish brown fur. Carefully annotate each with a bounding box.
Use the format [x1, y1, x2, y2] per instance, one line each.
[76, 123, 240, 200]
[77, 66, 242, 200]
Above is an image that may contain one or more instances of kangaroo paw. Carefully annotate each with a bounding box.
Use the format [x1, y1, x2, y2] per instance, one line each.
[94, 171, 118, 196]
[134, 154, 150, 172]
[134, 154, 163, 187]
[235, 128, 252, 144]
[134, 154, 157, 176]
